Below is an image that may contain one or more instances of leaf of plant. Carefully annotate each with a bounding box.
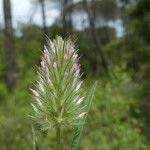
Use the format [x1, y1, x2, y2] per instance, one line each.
[71, 81, 97, 150]
[32, 126, 40, 150]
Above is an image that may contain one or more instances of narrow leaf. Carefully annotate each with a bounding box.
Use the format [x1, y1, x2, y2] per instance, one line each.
[32, 126, 40, 150]
[71, 82, 97, 150]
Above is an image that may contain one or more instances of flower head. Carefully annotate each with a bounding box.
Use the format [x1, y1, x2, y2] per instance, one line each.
[30, 36, 85, 130]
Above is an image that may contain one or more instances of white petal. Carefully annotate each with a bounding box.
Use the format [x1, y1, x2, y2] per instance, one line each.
[41, 60, 45, 68]
[76, 81, 82, 91]
[37, 81, 44, 92]
[30, 88, 39, 97]
[31, 104, 39, 113]
[49, 40, 55, 51]
[35, 97, 43, 109]
[78, 112, 87, 118]
[44, 45, 49, 54]
[76, 97, 84, 104]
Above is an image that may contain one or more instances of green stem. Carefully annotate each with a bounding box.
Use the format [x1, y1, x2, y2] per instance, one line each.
[56, 126, 61, 150]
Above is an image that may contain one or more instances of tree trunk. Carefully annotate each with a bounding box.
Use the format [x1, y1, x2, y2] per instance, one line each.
[61, 0, 73, 37]
[39, 0, 48, 36]
[83, 0, 108, 76]
[3, 0, 17, 90]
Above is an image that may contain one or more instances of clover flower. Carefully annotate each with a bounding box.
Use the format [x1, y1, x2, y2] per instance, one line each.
[30, 36, 85, 131]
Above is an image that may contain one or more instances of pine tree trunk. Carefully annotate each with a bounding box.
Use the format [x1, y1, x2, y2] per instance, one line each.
[39, 0, 48, 36]
[3, 0, 17, 90]
[61, 0, 73, 37]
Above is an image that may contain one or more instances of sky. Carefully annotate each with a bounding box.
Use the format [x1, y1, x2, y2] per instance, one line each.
[0, 0, 123, 36]
[0, 0, 59, 27]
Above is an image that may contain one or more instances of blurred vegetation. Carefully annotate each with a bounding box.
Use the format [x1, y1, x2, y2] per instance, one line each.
[0, 0, 150, 149]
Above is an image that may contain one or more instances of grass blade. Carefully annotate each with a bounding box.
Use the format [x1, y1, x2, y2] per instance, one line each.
[71, 81, 97, 150]
[32, 126, 40, 150]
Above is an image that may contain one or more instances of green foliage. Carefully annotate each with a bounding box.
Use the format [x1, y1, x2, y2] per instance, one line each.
[122, 0, 150, 69]
[131, 0, 150, 42]
[79, 68, 147, 150]
[127, 1, 150, 142]
[0, 65, 148, 149]
[104, 38, 126, 64]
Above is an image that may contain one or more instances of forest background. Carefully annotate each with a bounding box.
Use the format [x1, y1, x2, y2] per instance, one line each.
[0, 0, 150, 149]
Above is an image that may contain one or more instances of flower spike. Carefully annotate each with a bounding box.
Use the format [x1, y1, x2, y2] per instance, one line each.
[30, 36, 85, 130]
